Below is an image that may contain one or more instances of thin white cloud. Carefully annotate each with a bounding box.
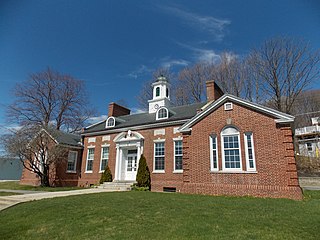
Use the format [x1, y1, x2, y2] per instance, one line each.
[87, 115, 108, 124]
[159, 5, 231, 41]
[128, 65, 153, 79]
[131, 107, 146, 114]
[160, 57, 189, 68]
[176, 42, 221, 64]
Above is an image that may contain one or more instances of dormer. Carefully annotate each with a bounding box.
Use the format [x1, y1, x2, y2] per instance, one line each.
[148, 75, 171, 113]
[106, 117, 115, 128]
[156, 107, 169, 120]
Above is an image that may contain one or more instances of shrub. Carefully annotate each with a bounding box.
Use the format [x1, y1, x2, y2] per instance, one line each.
[296, 155, 320, 176]
[99, 165, 113, 184]
[136, 155, 151, 189]
[131, 183, 149, 191]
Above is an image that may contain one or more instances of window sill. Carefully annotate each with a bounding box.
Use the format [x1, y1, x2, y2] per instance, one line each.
[85, 171, 93, 173]
[99, 170, 105, 173]
[173, 170, 183, 174]
[153, 170, 165, 174]
[210, 170, 257, 174]
[66, 171, 77, 174]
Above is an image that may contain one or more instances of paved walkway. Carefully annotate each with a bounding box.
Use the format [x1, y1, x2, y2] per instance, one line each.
[0, 188, 117, 211]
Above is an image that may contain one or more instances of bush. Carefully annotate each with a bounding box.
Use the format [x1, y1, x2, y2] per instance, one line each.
[99, 165, 113, 184]
[131, 183, 149, 191]
[136, 155, 151, 189]
[296, 155, 320, 176]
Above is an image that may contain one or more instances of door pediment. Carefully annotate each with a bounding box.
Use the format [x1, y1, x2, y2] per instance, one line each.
[113, 130, 144, 143]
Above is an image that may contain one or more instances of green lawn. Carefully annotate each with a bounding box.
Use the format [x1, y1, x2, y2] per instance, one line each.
[0, 191, 22, 196]
[0, 181, 82, 192]
[1, 191, 320, 240]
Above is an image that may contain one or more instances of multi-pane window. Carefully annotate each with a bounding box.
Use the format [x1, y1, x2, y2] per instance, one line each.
[86, 148, 94, 172]
[100, 147, 109, 172]
[67, 151, 78, 172]
[154, 142, 165, 171]
[157, 108, 168, 120]
[245, 133, 256, 171]
[174, 140, 183, 171]
[210, 135, 218, 171]
[222, 127, 241, 170]
[106, 117, 115, 127]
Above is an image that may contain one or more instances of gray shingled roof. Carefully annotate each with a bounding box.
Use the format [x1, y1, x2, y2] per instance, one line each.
[50, 130, 82, 147]
[83, 102, 207, 134]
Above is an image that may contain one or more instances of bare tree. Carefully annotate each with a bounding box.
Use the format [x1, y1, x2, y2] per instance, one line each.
[248, 37, 320, 114]
[291, 90, 320, 128]
[136, 67, 174, 110]
[210, 52, 247, 98]
[7, 67, 94, 133]
[175, 62, 212, 105]
[2, 126, 68, 186]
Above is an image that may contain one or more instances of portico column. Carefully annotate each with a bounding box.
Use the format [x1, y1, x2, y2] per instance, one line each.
[114, 144, 120, 181]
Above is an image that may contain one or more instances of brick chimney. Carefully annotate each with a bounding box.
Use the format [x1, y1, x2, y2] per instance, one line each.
[108, 102, 130, 117]
[206, 80, 224, 102]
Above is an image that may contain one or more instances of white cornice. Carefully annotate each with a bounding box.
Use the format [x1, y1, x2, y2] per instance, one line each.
[81, 119, 188, 137]
[179, 94, 294, 132]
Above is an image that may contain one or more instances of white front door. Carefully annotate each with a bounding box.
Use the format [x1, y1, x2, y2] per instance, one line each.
[125, 150, 138, 181]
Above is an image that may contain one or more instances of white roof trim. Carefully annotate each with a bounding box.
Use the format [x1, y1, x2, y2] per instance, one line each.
[179, 94, 294, 133]
[82, 119, 188, 137]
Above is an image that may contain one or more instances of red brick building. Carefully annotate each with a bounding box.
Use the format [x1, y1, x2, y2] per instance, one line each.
[20, 129, 83, 187]
[79, 77, 302, 200]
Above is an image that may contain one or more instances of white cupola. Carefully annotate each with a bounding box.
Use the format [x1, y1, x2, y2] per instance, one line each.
[148, 75, 171, 113]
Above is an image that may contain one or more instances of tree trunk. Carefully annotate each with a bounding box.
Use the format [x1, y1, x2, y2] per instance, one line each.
[40, 166, 50, 187]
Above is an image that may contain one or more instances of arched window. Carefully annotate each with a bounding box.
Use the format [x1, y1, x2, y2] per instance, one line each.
[106, 117, 115, 128]
[166, 87, 169, 98]
[155, 87, 160, 97]
[221, 126, 242, 170]
[156, 107, 168, 120]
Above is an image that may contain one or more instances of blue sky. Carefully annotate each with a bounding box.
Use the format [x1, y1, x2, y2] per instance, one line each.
[0, 0, 319, 131]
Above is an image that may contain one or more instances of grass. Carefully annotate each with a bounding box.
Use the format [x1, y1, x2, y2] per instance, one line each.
[0, 192, 22, 196]
[0, 181, 82, 192]
[1, 190, 320, 240]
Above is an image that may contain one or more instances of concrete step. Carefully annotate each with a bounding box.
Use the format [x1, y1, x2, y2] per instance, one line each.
[98, 181, 135, 191]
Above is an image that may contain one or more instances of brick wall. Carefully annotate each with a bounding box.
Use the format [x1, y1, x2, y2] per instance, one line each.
[20, 144, 83, 187]
[80, 125, 184, 190]
[181, 102, 302, 200]
[79, 101, 302, 200]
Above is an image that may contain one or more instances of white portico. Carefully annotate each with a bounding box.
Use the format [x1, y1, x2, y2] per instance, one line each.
[113, 130, 144, 181]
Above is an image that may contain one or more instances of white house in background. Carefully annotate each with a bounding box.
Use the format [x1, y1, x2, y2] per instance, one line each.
[295, 117, 320, 158]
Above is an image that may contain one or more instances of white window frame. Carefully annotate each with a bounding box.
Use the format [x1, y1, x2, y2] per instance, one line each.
[156, 107, 169, 120]
[221, 127, 242, 171]
[173, 138, 183, 173]
[244, 132, 256, 172]
[209, 134, 219, 171]
[85, 147, 95, 173]
[224, 102, 233, 111]
[66, 150, 78, 173]
[155, 86, 160, 97]
[153, 140, 165, 173]
[106, 117, 115, 128]
[100, 145, 110, 173]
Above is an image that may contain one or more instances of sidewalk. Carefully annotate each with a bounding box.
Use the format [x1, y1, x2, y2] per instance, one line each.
[0, 188, 118, 211]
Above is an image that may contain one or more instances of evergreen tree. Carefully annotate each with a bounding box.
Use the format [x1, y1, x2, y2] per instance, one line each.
[136, 155, 151, 188]
[99, 165, 112, 184]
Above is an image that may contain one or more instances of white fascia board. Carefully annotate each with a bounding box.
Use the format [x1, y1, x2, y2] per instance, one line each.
[275, 119, 295, 123]
[179, 94, 295, 132]
[81, 119, 188, 137]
